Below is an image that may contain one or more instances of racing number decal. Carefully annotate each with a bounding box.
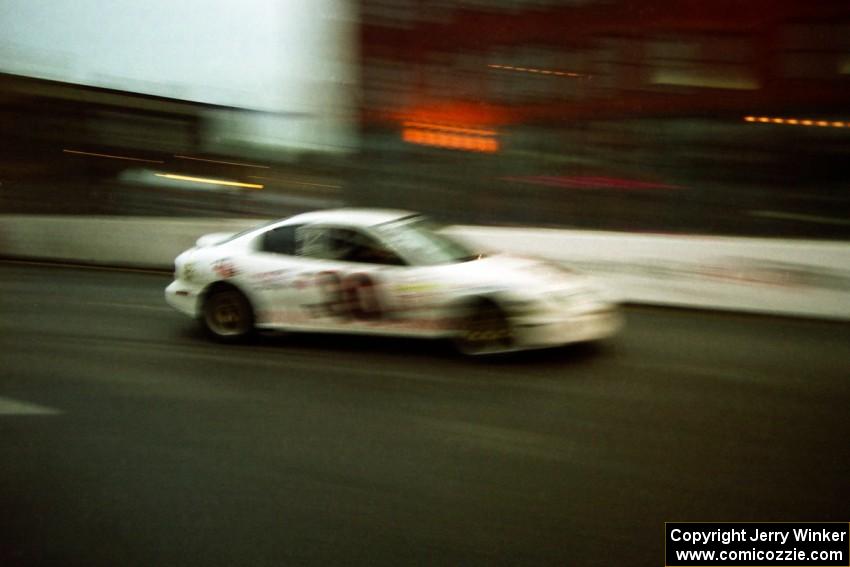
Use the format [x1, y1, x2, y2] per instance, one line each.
[314, 271, 348, 319]
[315, 271, 383, 321]
[212, 258, 239, 278]
[344, 273, 383, 320]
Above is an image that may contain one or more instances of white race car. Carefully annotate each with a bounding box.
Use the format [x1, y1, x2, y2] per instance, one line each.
[165, 209, 622, 354]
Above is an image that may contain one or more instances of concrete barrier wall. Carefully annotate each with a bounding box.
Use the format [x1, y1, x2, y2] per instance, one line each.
[448, 226, 850, 320]
[2, 215, 849, 320]
[0, 216, 259, 270]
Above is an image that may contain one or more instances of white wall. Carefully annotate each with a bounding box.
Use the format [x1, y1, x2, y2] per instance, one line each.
[449, 226, 850, 320]
[2, 215, 849, 320]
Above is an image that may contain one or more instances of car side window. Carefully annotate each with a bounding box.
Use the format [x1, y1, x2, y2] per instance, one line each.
[260, 225, 300, 255]
[343, 230, 406, 265]
[297, 226, 405, 266]
[296, 226, 331, 259]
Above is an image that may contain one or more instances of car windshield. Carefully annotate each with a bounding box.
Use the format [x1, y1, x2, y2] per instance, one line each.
[218, 219, 283, 245]
[374, 216, 479, 266]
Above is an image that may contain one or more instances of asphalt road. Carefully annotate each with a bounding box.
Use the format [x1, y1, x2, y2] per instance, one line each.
[1, 262, 848, 566]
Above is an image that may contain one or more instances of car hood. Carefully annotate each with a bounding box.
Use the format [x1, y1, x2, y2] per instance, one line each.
[195, 232, 237, 248]
[433, 253, 592, 296]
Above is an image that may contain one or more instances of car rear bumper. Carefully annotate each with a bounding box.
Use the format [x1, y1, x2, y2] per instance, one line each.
[165, 281, 200, 318]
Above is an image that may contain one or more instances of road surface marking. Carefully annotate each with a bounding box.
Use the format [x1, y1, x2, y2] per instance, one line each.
[0, 396, 61, 416]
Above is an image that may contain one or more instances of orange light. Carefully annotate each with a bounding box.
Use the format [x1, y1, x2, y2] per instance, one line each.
[403, 121, 496, 136]
[744, 115, 848, 127]
[481, 138, 499, 152]
[402, 127, 498, 153]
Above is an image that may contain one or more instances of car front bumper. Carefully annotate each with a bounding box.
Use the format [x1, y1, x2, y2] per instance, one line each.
[513, 305, 624, 348]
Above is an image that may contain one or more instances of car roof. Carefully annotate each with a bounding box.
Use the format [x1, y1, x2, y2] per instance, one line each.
[277, 208, 419, 228]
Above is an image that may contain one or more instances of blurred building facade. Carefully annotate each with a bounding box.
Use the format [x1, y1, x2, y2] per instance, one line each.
[353, 0, 850, 237]
[0, 73, 346, 217]
[2, 0, 849, 239]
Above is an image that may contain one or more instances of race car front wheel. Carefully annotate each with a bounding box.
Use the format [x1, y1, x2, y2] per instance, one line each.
[453, 299, 513, 355]
[202, 285, 255, 342]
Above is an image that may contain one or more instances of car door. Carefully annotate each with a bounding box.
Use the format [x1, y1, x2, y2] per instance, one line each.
[288, 224, 411, 333]
[244, 223, 313, 328]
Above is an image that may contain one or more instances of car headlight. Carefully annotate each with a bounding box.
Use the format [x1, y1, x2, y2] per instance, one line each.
[503, 297, 548, 317]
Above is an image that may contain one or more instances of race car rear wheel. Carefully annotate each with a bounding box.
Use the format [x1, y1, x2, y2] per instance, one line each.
[453, 299, 513, 355]
[202, 285, 255, 342]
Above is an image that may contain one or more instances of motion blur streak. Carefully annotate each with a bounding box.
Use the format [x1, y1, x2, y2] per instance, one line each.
[744, 116, 848, 128]
[248, 176, 340, 190]
[62, 149, 164, 164]
[153, 173, 264, 189]
[173, 155, 271, 169]
[402, 122, 497, 137]
[402, 128, 499, 153]
[487, 63, 585, 78]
